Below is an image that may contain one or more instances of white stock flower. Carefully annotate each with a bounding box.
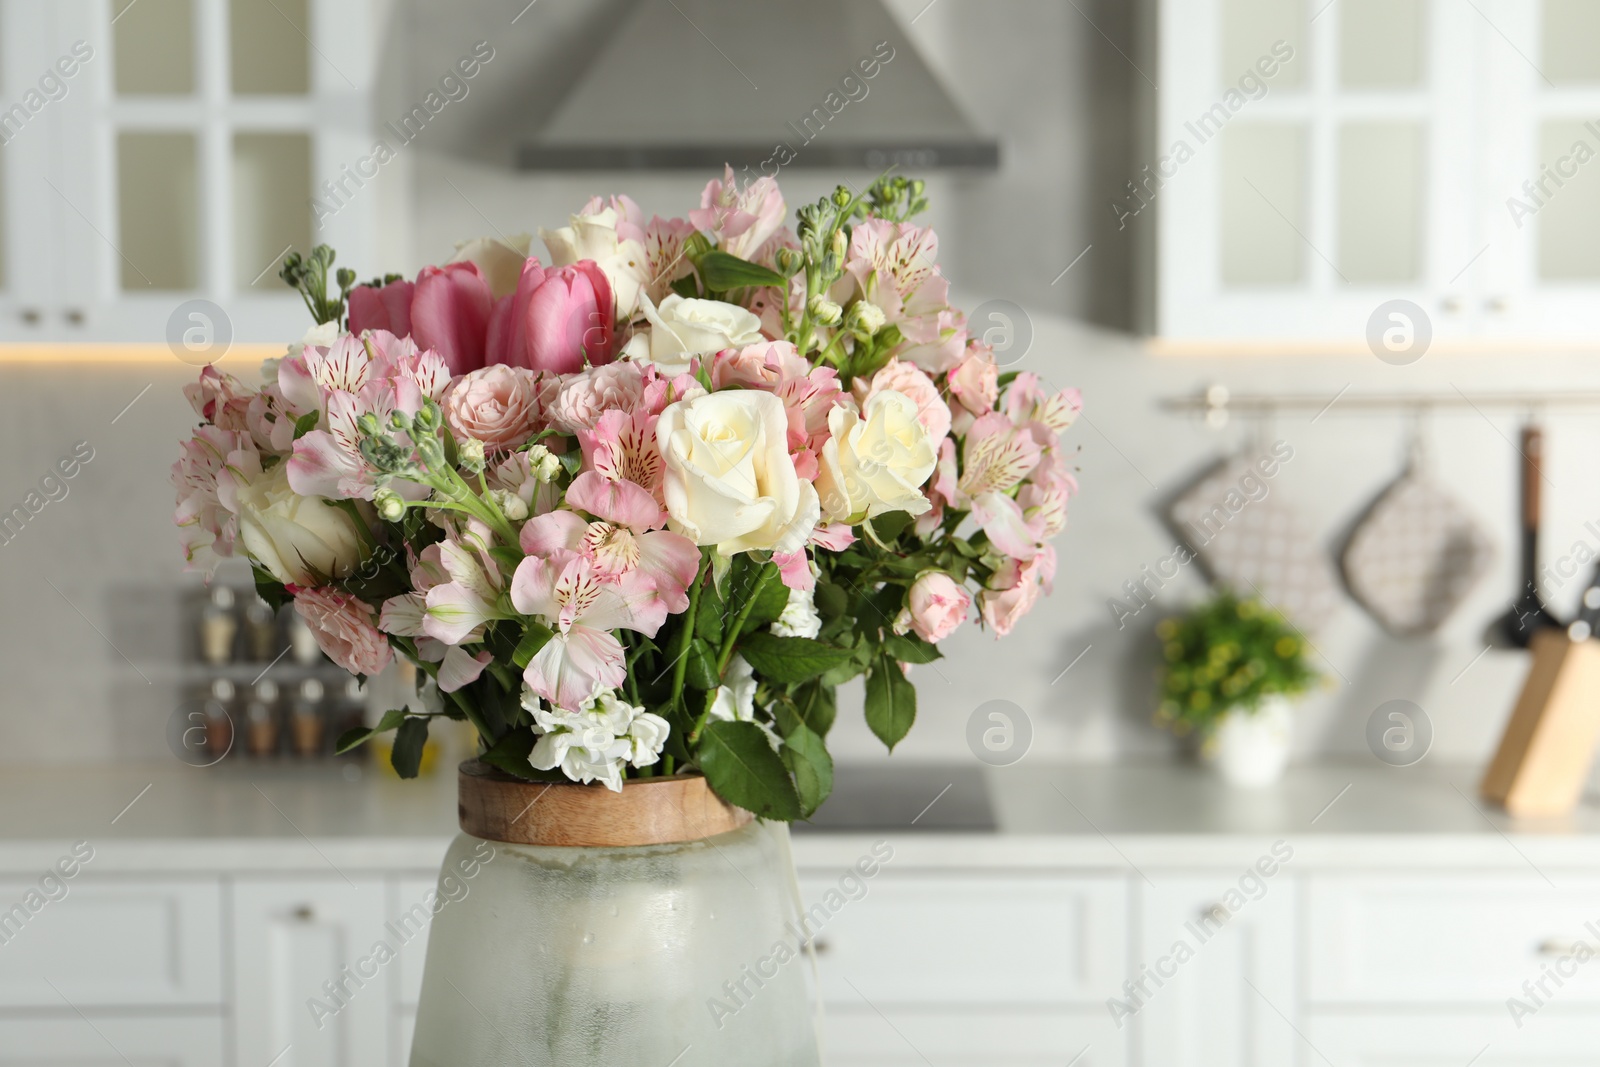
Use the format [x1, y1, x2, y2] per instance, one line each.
[621, 294, 764, 377]
[816, 390, 939, 523]
[772, 585, 821, 639]
[656, 389, 819, 556]
[708, 655, 758, 723]
[526, 688, 669, 793]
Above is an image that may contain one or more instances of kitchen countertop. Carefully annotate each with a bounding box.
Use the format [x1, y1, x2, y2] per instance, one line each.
[3, 760, 1600, 876]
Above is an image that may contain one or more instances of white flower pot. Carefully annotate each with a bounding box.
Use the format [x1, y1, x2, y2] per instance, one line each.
[1204, 696, 1294, 787]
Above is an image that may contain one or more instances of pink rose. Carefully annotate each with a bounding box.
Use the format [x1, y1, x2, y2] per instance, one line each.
[903, 572, 971, 643]
[486, 259, 615, 374]
[948, 343, 999, 418]
[547, 362, 646, 433]
[292, 588, 392, 676]
[711, 340, 810, 390]
[853, 358, 951, 443]
[442, 365, 545, 452]
[979, 547, 1056, 637]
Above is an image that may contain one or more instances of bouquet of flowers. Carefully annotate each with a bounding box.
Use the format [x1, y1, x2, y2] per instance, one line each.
[172, 172, 1080, 820]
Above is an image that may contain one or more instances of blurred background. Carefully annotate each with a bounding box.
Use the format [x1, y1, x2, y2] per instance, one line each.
[5, 0, 1600, 770]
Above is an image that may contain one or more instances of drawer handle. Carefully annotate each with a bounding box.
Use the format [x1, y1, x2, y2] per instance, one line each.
[1538, 939, 1593, 956]
[291, 904, 315, 922]
[810, 938, 831, 956]
[1197, 903, 1228, 923]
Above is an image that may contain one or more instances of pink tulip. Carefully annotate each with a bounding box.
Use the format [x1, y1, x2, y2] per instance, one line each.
[486, 258, 615, 373]
[412, 262, 493, 375]
[347, 279, 414, 338]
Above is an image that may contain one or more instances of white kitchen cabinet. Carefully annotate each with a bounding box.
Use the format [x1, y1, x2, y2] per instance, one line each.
[1149, 0, 1600, 344]
[1310, 1011, 1600, 1064]
[0, 0, 380, 344]
[823, 1007, 1119, 1067]
[232, 876, 393, 1067]
[0, 877, 222, 1008]
[1134, 874, 1298, 1067]
[0, 1017, 225, 1064]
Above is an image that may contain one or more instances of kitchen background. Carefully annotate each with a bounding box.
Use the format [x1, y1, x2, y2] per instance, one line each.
[4, 0, 1600, 778]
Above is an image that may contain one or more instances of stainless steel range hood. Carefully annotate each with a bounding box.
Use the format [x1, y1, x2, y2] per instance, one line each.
[517, 0, 998, 172]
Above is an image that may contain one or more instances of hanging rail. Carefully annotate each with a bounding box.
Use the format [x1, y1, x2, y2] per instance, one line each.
[1162, 385, 1600, 426]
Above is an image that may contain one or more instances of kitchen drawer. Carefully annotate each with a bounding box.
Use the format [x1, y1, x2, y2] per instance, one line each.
[1309, 875, 1600, 1004]
[0, 877, 222, 1007]
[798, 872, 1126, 1005]
[822, 1007, 1122, 1067]
[1309, 1010, 1600, 1063]
[0, 1016, 224, 1064]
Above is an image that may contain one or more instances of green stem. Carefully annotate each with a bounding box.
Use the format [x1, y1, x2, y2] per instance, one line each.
[717, 562, 779, 675]
[669, 554, 711, 714]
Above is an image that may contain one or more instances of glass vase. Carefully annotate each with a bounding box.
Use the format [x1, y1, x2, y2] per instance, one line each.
[408, 761, 822, 1066]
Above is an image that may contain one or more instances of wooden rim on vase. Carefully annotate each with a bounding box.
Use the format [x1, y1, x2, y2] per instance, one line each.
[457, 760, 754, 847]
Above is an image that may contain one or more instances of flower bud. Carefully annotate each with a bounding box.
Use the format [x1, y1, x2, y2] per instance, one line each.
[832, 185, 852, 208]
[373, 488, 406, 522]
[488, 488, 529, 521]
[849, 300, 886, 336]
[830, 229, 848, 259]
[457, 437, 487, 474]
[809, 296, 843, 326]
[356, 412, 381, 437]
[527, 444, 562, 483]
[774, 247, 804, 277]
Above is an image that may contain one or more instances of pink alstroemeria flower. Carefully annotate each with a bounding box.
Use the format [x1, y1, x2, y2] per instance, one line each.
[520, 510, 697, 615]
[511, 518, 671, 709]
[567, 408, 667, 531]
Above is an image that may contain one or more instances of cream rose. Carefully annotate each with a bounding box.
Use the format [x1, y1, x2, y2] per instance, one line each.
[817, 391, 939, 522]
[656, 390, 819, 556]
[540, 207, 650, 319]
[622, 295, 765, 377]
[231, 464, 367, 585]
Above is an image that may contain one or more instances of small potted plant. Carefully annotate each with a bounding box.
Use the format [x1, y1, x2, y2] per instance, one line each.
[1154, 590, 1320, 786]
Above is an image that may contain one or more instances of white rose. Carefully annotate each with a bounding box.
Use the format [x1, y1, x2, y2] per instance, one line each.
[231, 464, 367, 585]
[622, 294, 765, 377]
[817, 391, 939, 523]
[449, 234, 532, 300]
[656, 389, 820, 556]
[540, 208, 650, 319]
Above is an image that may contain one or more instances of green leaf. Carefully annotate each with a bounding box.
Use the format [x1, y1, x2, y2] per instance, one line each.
[867, 510, 913, 542]
[695, 580, 725, 646]
[488, 546, 524, 573]
[512, 621, 554, 669]
[883, 633, 943, 664]
[814, 581, 849, 619]
[781, 724, 834, 819]
[477, 728, 540, 780]
[695, 249, 787, 292]
[737, 631, 855, 684]
[819, 634, 872, 687]
[334, 706, 408, 755]
[864, 653, 917, 751]
[252, 566, 291, 612]
[686, 637, 720, 691]
[292, 410, 321, 440]
[390, 717, 430, 779]
[670, 274, 700, 300]
[699, 720, 802, 821]
[742, 572, 792, 633]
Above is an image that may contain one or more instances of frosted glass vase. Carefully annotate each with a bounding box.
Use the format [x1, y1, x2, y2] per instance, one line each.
[408, 762, 822, 1066]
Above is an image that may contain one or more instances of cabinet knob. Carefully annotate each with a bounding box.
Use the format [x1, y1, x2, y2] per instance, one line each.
[1484, 297, 1509, 313]
[19, 308, 40, 325]
[810, 937, 832, 956]
[1538, 938, 1591, 956]
[291, 904, 315, 922]
[64, 308, 85, 326]
[1439, 297, 1461, 313]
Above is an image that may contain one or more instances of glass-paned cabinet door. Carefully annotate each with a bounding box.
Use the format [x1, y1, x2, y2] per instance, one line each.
[27, 0, 375, 344]
[1475, 0, 1600, 341]
[1155, 0, 1478, 342]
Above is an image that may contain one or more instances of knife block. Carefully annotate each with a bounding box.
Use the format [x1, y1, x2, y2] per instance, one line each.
[1481, 629, 1600, 817]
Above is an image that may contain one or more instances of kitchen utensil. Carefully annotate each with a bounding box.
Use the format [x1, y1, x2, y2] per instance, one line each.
[1170, 443, 1340, 631]
[1481, 627, 1600, 816]
[1341, 422, 1494, 635]
[1566, 563, 1600, 641]
[1494, 424, 1561, 648]
[199, 585, 237, 665]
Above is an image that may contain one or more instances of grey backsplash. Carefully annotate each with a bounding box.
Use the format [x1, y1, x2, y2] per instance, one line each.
[5, 0, 1600, 773]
